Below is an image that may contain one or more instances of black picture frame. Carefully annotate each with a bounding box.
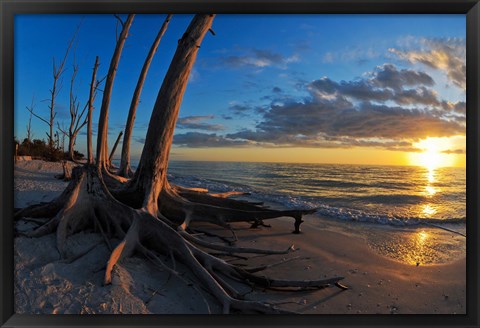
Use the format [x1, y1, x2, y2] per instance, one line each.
[1, 1, 479, 327]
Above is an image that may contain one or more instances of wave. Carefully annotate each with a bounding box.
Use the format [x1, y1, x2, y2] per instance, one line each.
[168, 173, 466, 227]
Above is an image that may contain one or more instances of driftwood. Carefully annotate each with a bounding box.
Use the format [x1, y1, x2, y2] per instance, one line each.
[15, 14, 344, 314]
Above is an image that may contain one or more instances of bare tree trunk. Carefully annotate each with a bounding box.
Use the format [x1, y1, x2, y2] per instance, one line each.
[26, 101, 34, 142]
[47, 31, 77, 148]
[55, 160, 72, 181]
[25, 97, 35, 155]
[68, 137, 75, 161]
[131, 14, 214, 214]
[87, 56, 100, 165]
[66, 60, 84, 162]
[96, 14, 135, 170]
[15, 15, 345, 314]
[109, 130, 123, 164]
[118, 14, 173, 178]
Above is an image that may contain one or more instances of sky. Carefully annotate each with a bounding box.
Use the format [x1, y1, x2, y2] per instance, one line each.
[14, 14, 466, 167]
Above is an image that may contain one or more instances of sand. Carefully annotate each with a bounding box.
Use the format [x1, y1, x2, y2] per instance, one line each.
[14, 159, 466, 314]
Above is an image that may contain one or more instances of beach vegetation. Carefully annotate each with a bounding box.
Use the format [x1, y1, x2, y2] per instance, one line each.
[16, 138, 85, 162]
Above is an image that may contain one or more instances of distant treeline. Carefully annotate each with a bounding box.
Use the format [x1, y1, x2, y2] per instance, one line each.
[15, 138, 84, 162]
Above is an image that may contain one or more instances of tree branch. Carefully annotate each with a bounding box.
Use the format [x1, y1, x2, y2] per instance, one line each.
[26, 106, 49, 126]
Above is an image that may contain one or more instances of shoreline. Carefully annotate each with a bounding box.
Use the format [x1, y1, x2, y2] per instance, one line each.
[14, 159, 466, 314]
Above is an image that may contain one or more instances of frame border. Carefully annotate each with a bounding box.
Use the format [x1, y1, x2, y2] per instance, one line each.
[1, 1, 479, 327]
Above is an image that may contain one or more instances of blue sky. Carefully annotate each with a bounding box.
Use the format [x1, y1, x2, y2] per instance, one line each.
[14, 14, 466, 165]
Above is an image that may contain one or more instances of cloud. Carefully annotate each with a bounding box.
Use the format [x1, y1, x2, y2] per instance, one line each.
[221, 48, 299, 69]
[227, 102, 255, 117]
[389, 37, 466, 90]
[173, 132, 254, 147]
[441, 148, 465, 154]
[309, 64, 439, 106]
[370, 63, 435, 91]
[322, 47, 380, 64]
[174, 63, 464, 152]
[134, 137, 146, 144]
[227, 99, 464, 146]
[176, 115, 224, 131]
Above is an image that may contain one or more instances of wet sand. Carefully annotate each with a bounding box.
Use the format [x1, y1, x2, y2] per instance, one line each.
[14, 160, 466, 314]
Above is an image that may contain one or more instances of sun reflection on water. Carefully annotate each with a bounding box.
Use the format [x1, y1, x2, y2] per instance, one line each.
[425, 186, 436, 196]
[418, 166, 441, 218]
[395, 230, 433, 266]
[427, 167, 435, 183]
[369, 230, 436, 266]
[422, 204, 437, 216]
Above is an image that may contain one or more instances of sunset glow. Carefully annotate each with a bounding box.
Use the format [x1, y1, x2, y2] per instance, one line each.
[408, 137, 463, 169]
[15, 15, 466, 167]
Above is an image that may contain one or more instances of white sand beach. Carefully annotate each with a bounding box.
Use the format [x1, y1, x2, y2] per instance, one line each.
[14, 160, 466, 314]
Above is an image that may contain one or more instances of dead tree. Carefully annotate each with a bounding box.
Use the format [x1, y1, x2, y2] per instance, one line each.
[25, 97, 35, 143]
[47, 31, 78, 148]
[57, 122, 68, 152]
[27, 30, 77, 149]
[109, 130, 123, 164]
[87, 56, 101, 165]
[15, 15, 344, 314]
[97, 14, 135, 170]
[118, 14, 173, 178]
[58, 57, 89, 162]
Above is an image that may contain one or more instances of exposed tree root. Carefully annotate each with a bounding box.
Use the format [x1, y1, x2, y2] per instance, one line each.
[113, 181, 314, 235]
[16, 165, 344, 313]
[103, 212, 344, 313]
[14, 167, 84, 221]
[173, 185, 269, 211]
[13, 12, 350, 314]
[17, 165, 134, 257]
[158, 186, 315, 234]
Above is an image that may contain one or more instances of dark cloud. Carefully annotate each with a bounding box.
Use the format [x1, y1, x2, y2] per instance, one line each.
[441, 101, 466, 115]
[227, 98, 464, 146]
[176, 63, 465, 152]
[176, 115, 224, 131]
[228, 103, 255, 117]
[272, 86, 283, 93]
[309, 64, 439, 106]
[229, 104, 251, 113]
[389, 38, 466, 90]
[371, 64, 435, 91]
[441, 149, 465, 154]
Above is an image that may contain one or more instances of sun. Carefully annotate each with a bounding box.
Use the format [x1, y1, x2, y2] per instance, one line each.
[408, 137, 457, 169]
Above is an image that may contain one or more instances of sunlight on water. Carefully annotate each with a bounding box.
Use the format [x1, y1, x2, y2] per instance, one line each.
[421, 204, 437, 217]
[167, 161, 466, 224]
[367, 228, 465, 265]
[395, 230, 435, 265]
[415, 167, 442, 218]
[424, 186, 437, 196]
[427, 167, 435, 183]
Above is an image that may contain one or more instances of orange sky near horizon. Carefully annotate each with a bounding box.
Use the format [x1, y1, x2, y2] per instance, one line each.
[170, 135, 466, 168]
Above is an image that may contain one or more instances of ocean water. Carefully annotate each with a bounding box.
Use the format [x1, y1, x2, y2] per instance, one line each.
[163, 161, 466, 227]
